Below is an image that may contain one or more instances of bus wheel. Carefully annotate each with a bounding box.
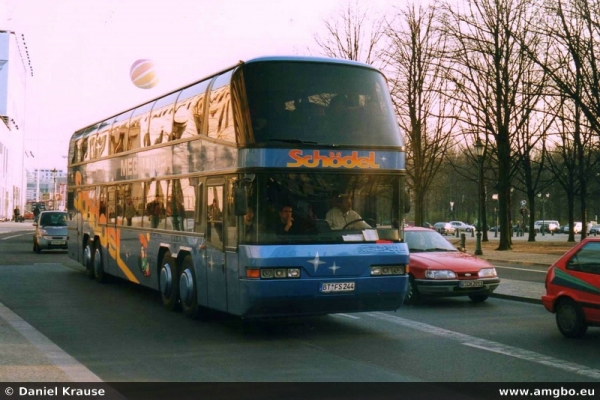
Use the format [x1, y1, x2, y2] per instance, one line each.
[93, 241, 108, 283]
[404, 275, 421, 305]
[179, 255, 208, 319]
[159, 251, 179, 311]
[83, 240, 95, 279]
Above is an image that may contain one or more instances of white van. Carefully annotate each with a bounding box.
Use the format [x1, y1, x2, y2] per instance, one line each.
[534, 220, 560, 233]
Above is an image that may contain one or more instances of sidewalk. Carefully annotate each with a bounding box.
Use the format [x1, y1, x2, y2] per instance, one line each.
[0, 222, 567, 382]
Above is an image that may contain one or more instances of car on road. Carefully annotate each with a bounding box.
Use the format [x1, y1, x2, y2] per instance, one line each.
[589, 224, 600, 235]
[534, 220, 560, 233]
[449, 221, 476, 233]
[542, 237, 600, 338]
[33, 211, 68, 253]
[403, 227, 501, 304]
[433, 222, 456, 236]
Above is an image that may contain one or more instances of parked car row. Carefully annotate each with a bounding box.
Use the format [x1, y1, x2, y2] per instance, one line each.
[429, 220, 600, 235]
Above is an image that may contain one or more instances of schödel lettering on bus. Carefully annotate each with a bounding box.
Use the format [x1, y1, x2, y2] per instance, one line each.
[286, 150, 380, 169]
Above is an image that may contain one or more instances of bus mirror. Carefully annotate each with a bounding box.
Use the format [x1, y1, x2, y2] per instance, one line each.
[234, 186, 247, 216]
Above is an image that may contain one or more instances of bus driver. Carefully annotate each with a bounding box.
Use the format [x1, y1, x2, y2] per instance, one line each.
[326, 195, 370, 230]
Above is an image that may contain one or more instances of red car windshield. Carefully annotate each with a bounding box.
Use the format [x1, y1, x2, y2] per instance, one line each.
[404, 230, 458, 252]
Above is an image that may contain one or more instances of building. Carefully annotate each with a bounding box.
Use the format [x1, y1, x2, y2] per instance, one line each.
[0, 30, 32, 220]
[26, 168, 67, 211]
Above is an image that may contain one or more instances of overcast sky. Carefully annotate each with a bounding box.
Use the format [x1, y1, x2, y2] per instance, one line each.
[2, 0, 388, 171]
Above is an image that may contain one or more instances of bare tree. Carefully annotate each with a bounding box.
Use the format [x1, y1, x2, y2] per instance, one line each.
[382, 3, 457, 227]
[440, 0, 546, 250]
[522, 0, 600, 240]
[313, 0, 386, 67]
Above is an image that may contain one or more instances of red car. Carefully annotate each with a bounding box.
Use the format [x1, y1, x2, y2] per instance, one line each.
[403, 227, 500, 304]
[542, 238, 600, 338]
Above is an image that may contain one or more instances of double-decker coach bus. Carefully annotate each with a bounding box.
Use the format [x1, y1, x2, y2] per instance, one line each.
[67, 56, 410, 320]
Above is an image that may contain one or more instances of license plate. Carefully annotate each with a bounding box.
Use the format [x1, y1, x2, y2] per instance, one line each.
[459, 280, 483, 288]
[321, 282, 355, 293]
[51, 240, 66, 245]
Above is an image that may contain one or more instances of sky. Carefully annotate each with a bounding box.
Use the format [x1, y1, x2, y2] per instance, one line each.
[1, 0, 387, 171]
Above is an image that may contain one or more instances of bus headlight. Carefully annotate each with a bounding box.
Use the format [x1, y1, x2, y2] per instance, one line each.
[246, 268, 302, 279]
[370, 265, 406, 276]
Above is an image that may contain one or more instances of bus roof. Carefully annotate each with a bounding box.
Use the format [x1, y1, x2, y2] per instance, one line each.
[244, 55, 378, 71]
[70, 55, 382, 140]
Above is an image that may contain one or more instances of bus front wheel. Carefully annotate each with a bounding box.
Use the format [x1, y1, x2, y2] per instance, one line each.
[159, 251, 179, 311]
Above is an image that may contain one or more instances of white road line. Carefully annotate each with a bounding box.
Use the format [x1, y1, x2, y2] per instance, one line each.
[0, 232, 33, 240]
[0, 302, 103, 382]
[367, 312, 600, 380]
[333, 313, 361, 320]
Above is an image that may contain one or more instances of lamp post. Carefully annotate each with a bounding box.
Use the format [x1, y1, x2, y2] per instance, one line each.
[450, 201, 454, 220]
[492, 193, 498, 238]
[474, 139, 484, 255]
[51, 168, 57, 210]
[537, 192, 549, 236]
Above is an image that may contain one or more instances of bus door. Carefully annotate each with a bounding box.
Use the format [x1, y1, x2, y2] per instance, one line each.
[205, 181, 227, 311]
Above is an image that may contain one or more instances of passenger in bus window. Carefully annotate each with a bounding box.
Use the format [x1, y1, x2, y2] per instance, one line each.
[326, 195, 370, 230]
[273, 205, 300, 235]
[244, 206, 255, 242]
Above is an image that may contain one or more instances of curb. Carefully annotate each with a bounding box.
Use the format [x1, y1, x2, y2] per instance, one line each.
[490, 293, 542, 305]
[484, 258, 552, 267]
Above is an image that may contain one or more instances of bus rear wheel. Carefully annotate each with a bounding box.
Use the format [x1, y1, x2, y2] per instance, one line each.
[83, 240, 95, 279]
[93, 241, 108, 283]
[159, 251, 179, 311]
[179, 255, 208, 319]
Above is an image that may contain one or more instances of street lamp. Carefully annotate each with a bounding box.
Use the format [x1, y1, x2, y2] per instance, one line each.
[474, 138, 484, 255]
[492, 193, 498, 238]
[450, 201, 454, 220]
[51, 168, 57, 210]
[537, 192, 549, 236]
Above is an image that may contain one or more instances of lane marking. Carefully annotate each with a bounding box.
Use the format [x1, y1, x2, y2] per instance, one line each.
[0, 302, 103, 382]
[367, 312, 600, 380]
[1, 232, 33, 240]
[333, 313, 361, 320]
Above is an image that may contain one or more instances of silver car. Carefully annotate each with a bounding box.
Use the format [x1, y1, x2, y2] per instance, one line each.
[433, 222, 456, 235]
[33, 211, 68, 253]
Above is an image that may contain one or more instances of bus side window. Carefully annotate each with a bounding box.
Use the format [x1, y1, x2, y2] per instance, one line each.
[145, 180, 167, 229]
[226, 177, 237, 245]
[194, 182, 205, 234]
[207, 186, 224, 247]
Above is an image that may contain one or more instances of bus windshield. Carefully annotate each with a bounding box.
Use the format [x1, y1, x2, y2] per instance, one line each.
[242, 61, 403, 147]
[243, 172, 400, 244]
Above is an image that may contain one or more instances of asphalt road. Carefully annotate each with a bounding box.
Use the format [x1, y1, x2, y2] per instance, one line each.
[1, 225, 600, 388]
